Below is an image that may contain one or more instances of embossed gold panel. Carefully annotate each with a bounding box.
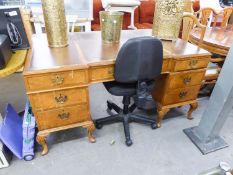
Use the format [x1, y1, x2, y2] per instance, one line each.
[41, 0, 68, 47]
[152, 0, 185, 40]
[99, 11, 124, 43]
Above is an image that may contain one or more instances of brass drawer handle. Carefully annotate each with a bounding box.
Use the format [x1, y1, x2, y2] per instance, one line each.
[58, 111, 70, 120]
[55, 94, 68, 104]
[183, 76, 192, 85]
[51, 75, 64, 85]
[179, 91, 188, 99]
[189, 60, 198, 68]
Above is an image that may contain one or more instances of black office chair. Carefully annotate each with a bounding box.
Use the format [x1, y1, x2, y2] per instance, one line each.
[95, 36, 163, 146]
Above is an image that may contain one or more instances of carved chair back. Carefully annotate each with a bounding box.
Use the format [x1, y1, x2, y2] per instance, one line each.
[197, 8, 218, 27]
[197, 7, 233, 28]
[182, 12, 206, 46]
[213, 7, 233, 28]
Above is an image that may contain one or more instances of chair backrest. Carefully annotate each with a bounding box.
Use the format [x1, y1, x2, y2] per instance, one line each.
[198, 8, 218, 26]
[213, 7, 233, 28]
[114, 36, 163, 83]
[182, 12, 206, 46]
[196, 7, 233, 28]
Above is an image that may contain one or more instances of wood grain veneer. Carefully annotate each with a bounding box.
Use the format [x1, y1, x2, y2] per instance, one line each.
[189, 26, 233, 56]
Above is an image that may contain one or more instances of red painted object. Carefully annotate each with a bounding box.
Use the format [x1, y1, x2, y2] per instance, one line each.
[193, 0, 200, 12]
[91, 0, 200, 31]
[92, 0, 154, 31]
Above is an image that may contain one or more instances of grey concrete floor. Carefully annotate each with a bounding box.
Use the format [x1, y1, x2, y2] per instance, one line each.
[0, 73, 233, 175]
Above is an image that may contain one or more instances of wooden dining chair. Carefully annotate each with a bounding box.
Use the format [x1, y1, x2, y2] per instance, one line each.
[182, 13, 220, 89]
[213, 7, 233, 28]
[195, 7, 219, 27]
[182, 12, 206, 46]
[207, 8, 233, 66]
[197, 7, 233, 28]
[195, 8, 232, 65]
[203, 63, 221, 85]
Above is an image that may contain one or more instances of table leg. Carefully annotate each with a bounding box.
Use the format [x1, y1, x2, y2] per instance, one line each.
[36, 132, 49, 156]
[156, 108, 170, 128]
[83, 123, 96, 143]
[128, 9, 137, 30]
[187, 101, 198, 120]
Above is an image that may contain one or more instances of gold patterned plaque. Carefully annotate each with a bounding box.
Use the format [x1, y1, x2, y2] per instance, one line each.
[152, 0, 185, 40]
[99, 11, 123, 43]
[41, 0, 68, 47]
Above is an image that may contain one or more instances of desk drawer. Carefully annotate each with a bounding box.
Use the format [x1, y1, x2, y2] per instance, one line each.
[171, 57, 209, 72]
[36, 104, 90, 130]
[168, 69, 205, 89]
[29, 87, 88, 111]
[25, 70, 88, 91]
[162, 85, 200, 105]
[161, 59, 169, 72]
[90, 65, 114, 82]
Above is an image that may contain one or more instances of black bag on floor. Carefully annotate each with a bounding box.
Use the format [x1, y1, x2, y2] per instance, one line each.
[0, 34, 12, 70]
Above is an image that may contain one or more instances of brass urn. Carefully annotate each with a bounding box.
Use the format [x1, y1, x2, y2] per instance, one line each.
[152, 0, 185, 40]
[41, 0, 68, 47]
[99, 11, 124, 43]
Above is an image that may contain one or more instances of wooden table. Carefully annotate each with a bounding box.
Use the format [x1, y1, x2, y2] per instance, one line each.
[189, 26, 233, 56]
[23, 29, 211, 155]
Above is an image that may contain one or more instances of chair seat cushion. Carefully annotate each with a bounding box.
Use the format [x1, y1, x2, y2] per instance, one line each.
[206, 62, 220, 75]
[205, 62, 220, 81]
[103, 81, 137, 96]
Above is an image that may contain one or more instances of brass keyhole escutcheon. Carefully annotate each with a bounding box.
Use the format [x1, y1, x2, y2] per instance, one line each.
[51, 75, 64, 85]
[58, 111, 70, 120]
[179, 91, 188, 99]
[55, 94, 68, 104]
[183, 76, 192, 85]
[189, 60, 198, 68]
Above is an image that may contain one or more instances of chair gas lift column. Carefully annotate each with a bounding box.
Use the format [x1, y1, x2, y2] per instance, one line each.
[101, 0, 141, 29]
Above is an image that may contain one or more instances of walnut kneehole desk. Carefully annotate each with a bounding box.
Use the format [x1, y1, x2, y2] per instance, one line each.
[23, 29, 211, 155]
